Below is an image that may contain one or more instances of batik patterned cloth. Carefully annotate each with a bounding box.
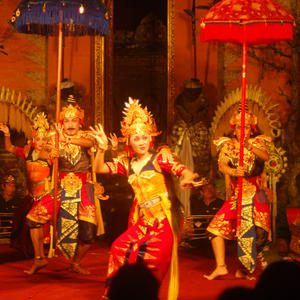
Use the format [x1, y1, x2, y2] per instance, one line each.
[26, 172, 97, 259]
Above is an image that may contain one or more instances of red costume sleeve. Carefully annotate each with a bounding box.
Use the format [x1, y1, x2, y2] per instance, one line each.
[105, 155, 128, 176]
[15, 147, 25, 160]
[156, 151, 187, 177]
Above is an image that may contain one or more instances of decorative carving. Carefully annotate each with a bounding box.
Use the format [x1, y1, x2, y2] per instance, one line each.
[167, 0, 175, 140]
[210, 85, 282, 154]
[0, 86, 38, 138]
[94, 36, 105, 125]
[95, 1, 175, 139]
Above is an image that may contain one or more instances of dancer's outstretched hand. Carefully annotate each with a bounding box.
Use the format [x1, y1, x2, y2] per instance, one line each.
[55, 123, 66, 143]
[180, 172, 210, 189]
[89, 124, 108, 150]
[192, 177, 210, 188]
[109, 133, 118, 150]
[49, 145, 60, 159]
[180, 170, 199, 189]
[0, 123, 9, 135]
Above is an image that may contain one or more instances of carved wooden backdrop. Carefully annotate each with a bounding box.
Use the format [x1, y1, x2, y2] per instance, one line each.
[94, 0, 175, 143]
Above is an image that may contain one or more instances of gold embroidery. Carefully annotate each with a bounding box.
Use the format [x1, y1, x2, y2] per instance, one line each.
[61, 173, 82, 197]
[207, 213, 236, 240]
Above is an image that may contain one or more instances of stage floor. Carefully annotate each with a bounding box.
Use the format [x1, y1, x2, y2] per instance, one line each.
[0, 239, 271, 300]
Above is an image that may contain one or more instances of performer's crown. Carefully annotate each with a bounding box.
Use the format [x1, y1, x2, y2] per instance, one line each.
[60, 103, 84, 121]
[230, 110, 257, 127]
[120, 97, 160, 138]
[32, 112, 49, 138]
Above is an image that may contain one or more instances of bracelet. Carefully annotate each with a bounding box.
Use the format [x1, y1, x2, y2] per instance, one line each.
[4, 133, 10, 137]
[97, 143, 108, 151]
[111, 146, 118, 151]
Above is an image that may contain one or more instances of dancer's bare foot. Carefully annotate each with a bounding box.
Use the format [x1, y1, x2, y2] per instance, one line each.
[24, 257, 48, 275]
[70, 262, 91, 275]
[204, 265, 228, 280]
[235, 269, 256, 280]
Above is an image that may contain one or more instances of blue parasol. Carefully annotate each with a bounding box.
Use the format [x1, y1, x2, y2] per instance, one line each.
[12, 0, 110, 36]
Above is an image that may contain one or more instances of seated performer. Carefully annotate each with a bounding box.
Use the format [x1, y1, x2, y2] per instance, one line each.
[0, 174, 19, 213]
[190, 180, 224, 215]
[90, 98, 204, 300]
[204, 109, 271, 280]
[0, 114, 53, 258]
[25, 101, 104, 275]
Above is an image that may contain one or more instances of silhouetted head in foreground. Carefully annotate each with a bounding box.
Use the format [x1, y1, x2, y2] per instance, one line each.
[218, 286, 254, 300]
[108, 263, 159, 300]
[254, 260, 300, 300]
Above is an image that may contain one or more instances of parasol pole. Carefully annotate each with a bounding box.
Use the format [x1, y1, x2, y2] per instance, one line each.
[237, 28, 247, 235]
[184, 0, 199, 79]
[192, 0, 197, 79]
[49, 11, 63, 257]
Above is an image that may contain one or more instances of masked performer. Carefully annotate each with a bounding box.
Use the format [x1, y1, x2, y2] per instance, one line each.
[0, 113, 52, 258]
[90, 98, 203, 300]
[25, 102, 104, 275]
[204, 110, 272, 280]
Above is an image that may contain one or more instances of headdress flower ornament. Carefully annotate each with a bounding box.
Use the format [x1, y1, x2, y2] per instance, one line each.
[120, 97, 160, 139]
[230, 110, 257, 129]
[32, 112, 50, 139]
[60, 102, 84, 124]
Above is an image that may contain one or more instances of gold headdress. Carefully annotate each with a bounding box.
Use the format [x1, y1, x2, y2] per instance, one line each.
[60, 102, 84, 122]
[230, 110, 257, 128]
[3, 174, 15, 184]
[32, 112, 50, 139]
[120, 97, 160, 139]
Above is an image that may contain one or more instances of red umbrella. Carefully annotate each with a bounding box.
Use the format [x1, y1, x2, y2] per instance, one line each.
[200, 0, 294, 272]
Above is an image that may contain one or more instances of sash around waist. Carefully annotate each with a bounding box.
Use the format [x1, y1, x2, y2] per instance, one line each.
[139, 193, 168, 209]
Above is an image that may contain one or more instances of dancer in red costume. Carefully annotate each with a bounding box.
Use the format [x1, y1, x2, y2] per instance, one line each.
[204, 110, 271, 280]
[0, 113, 53, 259]
[90, 98, 204, 300]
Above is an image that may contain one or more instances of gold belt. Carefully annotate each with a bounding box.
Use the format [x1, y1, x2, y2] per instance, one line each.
[61, 198, 81, 204]
[139, 197, 165, 222]
[139, 196, 161, 209]
[61, 172, 83, 197]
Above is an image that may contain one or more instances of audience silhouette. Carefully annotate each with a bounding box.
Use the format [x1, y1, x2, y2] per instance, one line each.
[217, 260, 300, 300]
[107, 263, 159, 300]
[254, 260, 300, 300]
[218, 286, 254, 300]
